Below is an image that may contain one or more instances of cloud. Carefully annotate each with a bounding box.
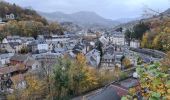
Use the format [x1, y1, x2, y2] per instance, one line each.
[5, 0, 170, 19]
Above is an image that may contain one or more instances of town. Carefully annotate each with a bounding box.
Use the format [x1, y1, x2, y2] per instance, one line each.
[0, 1, 170, 100]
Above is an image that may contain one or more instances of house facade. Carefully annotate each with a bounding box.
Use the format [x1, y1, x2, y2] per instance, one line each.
[30, 39, 48, 53]
[0, 53, 14, 65]
[86, 49, 100, 67]
[101, 44, 124, 68]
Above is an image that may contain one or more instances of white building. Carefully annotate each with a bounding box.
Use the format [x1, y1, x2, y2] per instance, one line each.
[86, 49, 100, 67]
[6, 13, 15, 20]
[30, 39, 48, 53]
[130, 40, 140, 48]
[45, 35, 70, 44]
[107, 34, 125, 46]
[2, 36, 22, 44]
[99, 36, 109, 45]
[45, 35, 72, 51]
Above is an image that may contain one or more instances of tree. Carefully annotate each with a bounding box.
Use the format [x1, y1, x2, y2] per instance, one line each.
[48, 22, 64, 35]
[122, 57, 132, 69]
[7, 73, 46, 100]
[96, 41, 102, 67]
[160, 51, 170, 72]
[114, 65, 122, 81]
[141, 32, 149, 48]
[53, 54, 99, 99]
[0, 1, 48, 24]
[19, 46, 29, 54]
[53, 57, 71, 99]
[133, 22, 150, 40]
[123, 63, 170, 100]
[70, 53, 98, 94]
[124, 29, 133, 46]
[2, 20, 45, 38]
[152, 34, 161, 50]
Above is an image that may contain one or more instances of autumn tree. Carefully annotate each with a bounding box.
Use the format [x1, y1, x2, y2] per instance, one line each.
[133, 22, 150, 40]
[53, 54, 99, 99]
[160, 51, 170, 72]
[7, 73, 46, 100]
[19, 46, 29, 54]
[152, 34, 162, 50]
[141, 32, 149, 48]
[114, 65, 122, 81]
[48, 22, 64, 35]
[53, 57, 71, 99]
[122, 57, 132, 69]
[122, 63, 170, 100]
[71, 53, 98, 94]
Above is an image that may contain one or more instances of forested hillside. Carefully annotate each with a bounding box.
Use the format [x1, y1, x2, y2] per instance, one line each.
[0, 1, 47, 24]
[124, 8, 170, 52]
[0, 1, 64, 39]
[140, 16, 170, 52]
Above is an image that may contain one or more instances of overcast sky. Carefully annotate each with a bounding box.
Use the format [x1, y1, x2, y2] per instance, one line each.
[5, 0, 170, 20]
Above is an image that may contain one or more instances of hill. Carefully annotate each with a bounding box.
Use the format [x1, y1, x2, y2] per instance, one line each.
[162, 8, 170, 15]
[122, 8, 170, 52]
[0, 1, 47, 25]
[38, 11, 120, 28]
[0, 1, 65, 39]
[60, 22, 82, 33]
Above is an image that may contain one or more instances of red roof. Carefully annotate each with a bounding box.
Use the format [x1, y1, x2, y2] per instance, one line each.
[110, 85, 128, 97]
[0, 64, 27, 75]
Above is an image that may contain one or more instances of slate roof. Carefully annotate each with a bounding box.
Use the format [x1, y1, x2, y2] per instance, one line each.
[0, 53, 14, 59]
[9, 42, 21, 49]
[120, 78, 139, 88]
[30, 39, 47, 45]
[0, 64, 25, 75]
[72, 43, 85, 54]
[25, 59, 36, 67]
[54, 48, 66, 53]
[10, 54, 29, 62]
[86, 85, 128, 100]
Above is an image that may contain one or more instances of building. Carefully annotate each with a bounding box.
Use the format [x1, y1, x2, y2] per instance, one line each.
[25, 59, 41, 71]
[9, 42, 23, 53]
[45, 35, 70, 47]
[32, 52, 63, 61]
[0, 64, 27, 91]
[101, 44, 124, 68]
[0, 43, 15, 53]
[3, 36, 34, 44]
[0, 53, 14, 65]
[72, 43, 86, 55]
[21, 37, 35, 46]
[99, 36, 109, 45]
[86, 49, 100, 67]
[106, 33, 125, 46]
[10, 54, 29, 65]
[29, 39, 48, 53]
[2, 36, 22, 44]
[10, 54, 41, 71]
[130, 40, 140, 48]
[6, 13, 15, 20]
[110, 34, 125, 45]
